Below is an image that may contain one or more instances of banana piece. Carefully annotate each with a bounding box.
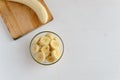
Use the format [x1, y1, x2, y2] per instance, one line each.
[50, 39, 59, 49]
[51, 50, 61, 60]
[41, 45, 50, 57]
[31, 44, 40, 54]
[45, 33, 54, 40]
[34, 52, 46, 63]
[46, 56, 55, 62]
[8, 0, 48, 24]
[39, 36, 50, 46]
[32, 36, 41, 44]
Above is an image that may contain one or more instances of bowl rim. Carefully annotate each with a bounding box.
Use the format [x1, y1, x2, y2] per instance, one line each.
[29, 31, 64, 66]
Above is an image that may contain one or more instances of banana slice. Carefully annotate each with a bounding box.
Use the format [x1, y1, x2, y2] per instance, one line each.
[39, 36, 50, 46]
[50, 39, 59, 49]
[32, 36, 41, 44]
[31, 44, 40, 54]
[51, 50, 61, 60]
[8, 0, 48, 24]
[45, 33, 54, 40]
[34, 52, 46, 63]
[46, 56, 55, 63]
[41, 45, 50, 57]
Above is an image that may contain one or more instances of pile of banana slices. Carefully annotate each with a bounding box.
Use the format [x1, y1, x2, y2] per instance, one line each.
[31, 33, 61, 64]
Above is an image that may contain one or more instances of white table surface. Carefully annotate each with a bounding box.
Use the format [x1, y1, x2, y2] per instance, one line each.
[0, 0, 120, 80]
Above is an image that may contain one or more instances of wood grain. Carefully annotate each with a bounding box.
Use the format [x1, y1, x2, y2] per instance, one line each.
[0, 0, 53, 39]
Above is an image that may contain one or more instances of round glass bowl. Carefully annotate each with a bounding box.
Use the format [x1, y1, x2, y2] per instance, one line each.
[30, 31, 64, 65]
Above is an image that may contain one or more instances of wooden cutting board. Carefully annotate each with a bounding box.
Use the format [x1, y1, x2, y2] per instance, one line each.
[0, 0, 53, 40]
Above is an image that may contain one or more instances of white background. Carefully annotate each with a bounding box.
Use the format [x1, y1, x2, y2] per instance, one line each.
[0, 0, 120, 80]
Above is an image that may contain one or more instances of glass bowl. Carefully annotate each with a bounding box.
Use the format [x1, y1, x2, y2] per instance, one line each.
[30, 31, 64, 65]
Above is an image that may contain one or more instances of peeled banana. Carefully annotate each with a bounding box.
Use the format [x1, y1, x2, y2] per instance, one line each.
[8, 0, 48, 24]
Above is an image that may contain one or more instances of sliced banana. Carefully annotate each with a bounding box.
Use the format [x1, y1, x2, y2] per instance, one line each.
[34, 52, 46, 63]
[51, 50, 61, 60]
[31, 44, 40, 54]
[31, 32, 62, 64]
[8, 0, 48, 24]
[45, 33, 54, 40]
[56, 48, 61, 59]
[39, 36, 50, 46]
[32, 36, 40, 44]
[41, 45, 50, 57]
[50, 39, 59, 49]
[46, 56, 55, 63]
